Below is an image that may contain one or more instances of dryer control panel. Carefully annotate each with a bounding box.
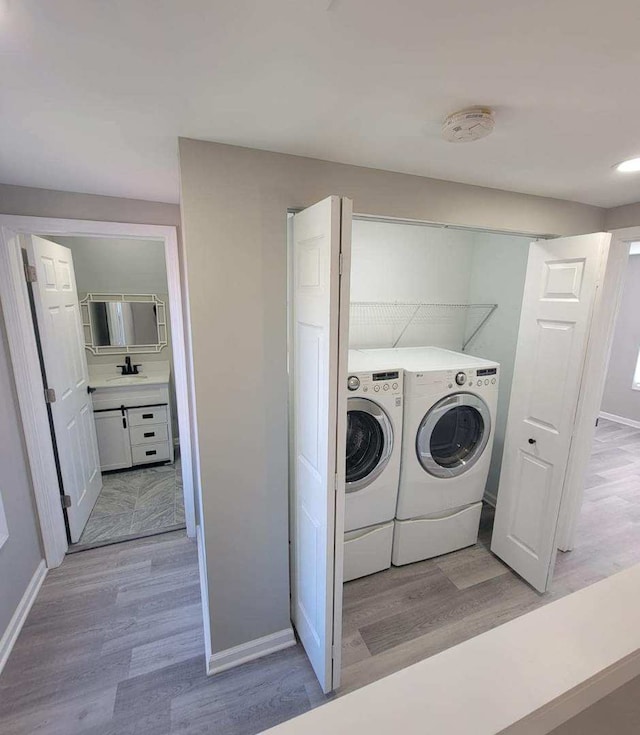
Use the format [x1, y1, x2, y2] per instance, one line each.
[408, 364, 500, 397]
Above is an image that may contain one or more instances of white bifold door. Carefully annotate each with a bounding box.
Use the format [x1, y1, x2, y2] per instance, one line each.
[491, 233, 612, 592]
[26, 235, 102, 543]
[291, 196, 352, 693]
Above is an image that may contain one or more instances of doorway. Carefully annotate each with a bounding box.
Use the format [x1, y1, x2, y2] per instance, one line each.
[0, 216, 197, 568]
[288, 198, 633, 695]
[25, 234, 187, 550]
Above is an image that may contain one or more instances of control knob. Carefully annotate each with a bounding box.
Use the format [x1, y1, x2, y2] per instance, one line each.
[455, 371, 466, 386]
[347, 375, 360, 391]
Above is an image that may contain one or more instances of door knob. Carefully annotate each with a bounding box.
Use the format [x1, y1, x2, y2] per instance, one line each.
[87, 385, 96, 394]
[528, 438, 536, 444]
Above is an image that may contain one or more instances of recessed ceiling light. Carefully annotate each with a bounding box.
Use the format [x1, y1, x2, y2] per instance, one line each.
[615, 157, 640, 173]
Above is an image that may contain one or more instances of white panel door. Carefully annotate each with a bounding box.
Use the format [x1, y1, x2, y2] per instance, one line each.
[291, 196, 351, 693]
[27, 236, 102, 542]
[491, 233, 611, 592]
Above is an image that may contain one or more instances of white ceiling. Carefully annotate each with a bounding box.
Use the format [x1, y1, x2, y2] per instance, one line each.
[3, 0, 640, 208]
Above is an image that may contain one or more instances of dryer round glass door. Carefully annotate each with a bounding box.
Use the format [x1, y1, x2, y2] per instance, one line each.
[346, 397, 394, 492]
[416, 393, 491, 478]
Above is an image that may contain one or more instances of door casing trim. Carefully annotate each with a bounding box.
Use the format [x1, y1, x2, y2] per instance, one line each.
[0, 215, 198, 566]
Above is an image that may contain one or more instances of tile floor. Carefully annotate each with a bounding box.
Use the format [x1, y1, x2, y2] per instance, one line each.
[76, 458, 185, 547]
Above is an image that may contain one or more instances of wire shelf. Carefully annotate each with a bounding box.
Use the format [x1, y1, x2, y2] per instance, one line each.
[349, 302, 498, 350]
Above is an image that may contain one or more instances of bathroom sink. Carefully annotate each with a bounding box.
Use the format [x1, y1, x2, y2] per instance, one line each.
[106, 375, 149, 384]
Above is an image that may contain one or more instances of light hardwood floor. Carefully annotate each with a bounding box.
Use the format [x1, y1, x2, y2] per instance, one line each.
[1, 418, 639, 734]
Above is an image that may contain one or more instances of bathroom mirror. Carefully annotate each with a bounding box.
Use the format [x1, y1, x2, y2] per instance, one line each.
[80, 294, 168, 354]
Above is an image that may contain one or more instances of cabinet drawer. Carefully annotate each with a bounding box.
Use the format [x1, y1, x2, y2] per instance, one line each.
[128, 406, 168, 427]
[130, 423, 169, 446]
[132, 441, 171, 465]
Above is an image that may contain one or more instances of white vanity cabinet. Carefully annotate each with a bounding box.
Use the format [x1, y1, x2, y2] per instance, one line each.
[94, 409, 132, 471]
[92, 380, 174, 472]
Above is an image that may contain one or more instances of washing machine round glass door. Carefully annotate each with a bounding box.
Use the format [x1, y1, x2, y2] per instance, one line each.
[345, 397, 393, 492]
[416, 393, 491, 478]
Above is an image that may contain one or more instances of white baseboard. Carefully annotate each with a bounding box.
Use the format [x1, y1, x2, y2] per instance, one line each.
[207, 627, 296, 675]
[599, 411, 640, 430]
[0, 559, 46, 674]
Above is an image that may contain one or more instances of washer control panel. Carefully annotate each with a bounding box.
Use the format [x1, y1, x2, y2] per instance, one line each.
[347, 375, 360, 391]
[347, 370, 403, 396]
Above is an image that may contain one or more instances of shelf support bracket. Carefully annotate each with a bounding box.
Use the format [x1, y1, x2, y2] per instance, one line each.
[462, 304, 498, 351]
[392, 304, 422, 348]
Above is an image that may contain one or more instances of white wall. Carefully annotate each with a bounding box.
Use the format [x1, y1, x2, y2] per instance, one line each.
[178, 137, 606, 662]
[351, 220, 475, 303]
[350, 220, 476, 349]
[48, 236, 179, 438]
[466, 231, 531, 501]
[600, 255, 640, 423]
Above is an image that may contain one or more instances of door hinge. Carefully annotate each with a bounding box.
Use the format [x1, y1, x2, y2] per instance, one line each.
[24, 264, 37, 283]
[334, 473, 339, 493]
[44, 387, 56, 404]
[338, 252, 344, 275]
[61, 494, 72, 509]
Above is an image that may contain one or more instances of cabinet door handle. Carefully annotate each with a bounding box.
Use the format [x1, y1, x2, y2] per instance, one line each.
[145, 450, 157, 456]
[143, 431, 155, 438]
[122, 417, 127, 429]
[142, 413, 154, 420]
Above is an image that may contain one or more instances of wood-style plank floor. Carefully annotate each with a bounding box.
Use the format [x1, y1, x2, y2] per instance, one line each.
[1, 418, 639, 734]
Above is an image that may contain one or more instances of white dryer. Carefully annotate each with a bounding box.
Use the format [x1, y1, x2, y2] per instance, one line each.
[350, 347, 499, 565]
[343, 361, 403, 581]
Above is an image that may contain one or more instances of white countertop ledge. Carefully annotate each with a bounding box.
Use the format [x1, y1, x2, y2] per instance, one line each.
[263, 563, 640, 735]
[88, 362, 171, 389]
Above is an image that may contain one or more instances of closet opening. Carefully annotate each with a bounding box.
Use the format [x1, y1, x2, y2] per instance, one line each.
[340, 217, 635, 693]
[288, 201, 634, 696]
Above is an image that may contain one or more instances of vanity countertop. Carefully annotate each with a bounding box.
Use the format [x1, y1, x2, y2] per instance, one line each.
[88, 362, 171, 389]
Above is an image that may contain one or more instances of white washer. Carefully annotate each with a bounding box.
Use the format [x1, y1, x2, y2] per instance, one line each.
[349, 347, 499, 565]
[343, 364, 403, 581]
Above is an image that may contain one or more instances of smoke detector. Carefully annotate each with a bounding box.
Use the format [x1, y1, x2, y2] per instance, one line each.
[442, 107, 495, 143]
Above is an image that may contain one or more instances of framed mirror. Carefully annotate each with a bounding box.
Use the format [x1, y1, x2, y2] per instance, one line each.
[80, 293, 167, 354]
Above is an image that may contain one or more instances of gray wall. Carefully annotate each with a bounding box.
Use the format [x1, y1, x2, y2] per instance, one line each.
[0, 183, 180, 226]
[467, 231, 531, 501]
[177, 138, 606, 656]
[0, 184, 185, 654]
[605, 201, 640, 230]
[600, 255, 640, 422]
[0, 303, 44, 643]
[548, 675, 640, 734]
